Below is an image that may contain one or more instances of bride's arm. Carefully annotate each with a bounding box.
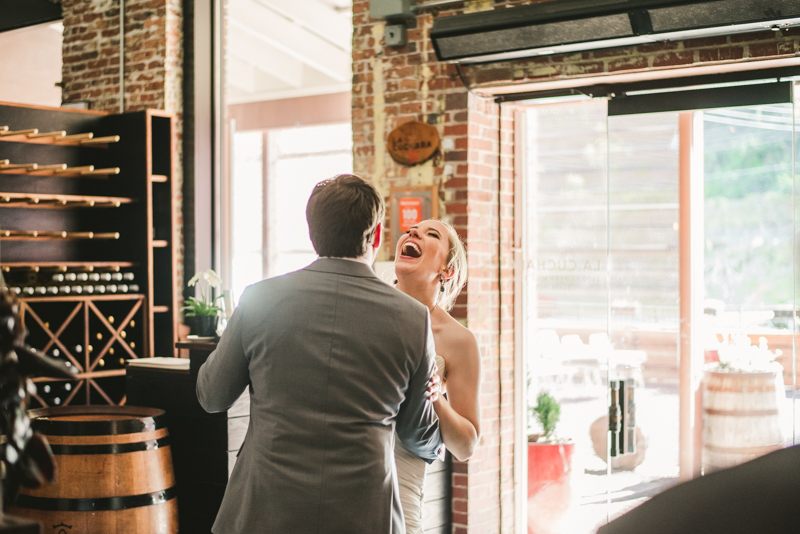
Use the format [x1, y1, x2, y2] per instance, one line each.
[433, 329, 481, 461]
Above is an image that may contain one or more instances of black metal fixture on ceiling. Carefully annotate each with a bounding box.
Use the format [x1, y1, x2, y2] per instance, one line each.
[430, 0, 800, 64]
[0, 0, 62, 33]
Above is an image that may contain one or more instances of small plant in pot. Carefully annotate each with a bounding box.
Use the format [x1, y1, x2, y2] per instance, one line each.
[529, 392, 561, 443]
[182, 269, 223, 338]
[527, 392, 575, 534]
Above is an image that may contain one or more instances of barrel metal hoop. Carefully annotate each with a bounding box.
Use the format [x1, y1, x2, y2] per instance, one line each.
[703, 408, 779, 416]
[14, 486, 177, 512]
[703, 443, 783, 455]
[49, 436, 170, 455]
[31, 413, 167, 436]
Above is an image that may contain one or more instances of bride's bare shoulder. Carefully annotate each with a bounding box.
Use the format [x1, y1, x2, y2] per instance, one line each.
[437, 313, 480, 360]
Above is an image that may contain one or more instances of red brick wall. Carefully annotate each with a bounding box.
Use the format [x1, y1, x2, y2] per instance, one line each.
[61, 0, 184, 299]
[61, 0, 183, 112]
[352, 1, 800, 532]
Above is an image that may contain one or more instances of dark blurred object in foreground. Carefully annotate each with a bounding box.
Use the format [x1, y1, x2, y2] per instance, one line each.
[598, 444, 800, 534]
[0, 288, 75, 505]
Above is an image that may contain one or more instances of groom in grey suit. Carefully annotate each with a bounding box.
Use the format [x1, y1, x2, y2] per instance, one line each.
[197, 174, 443, 534]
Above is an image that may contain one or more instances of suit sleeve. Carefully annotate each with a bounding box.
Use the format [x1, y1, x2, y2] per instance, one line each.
[196, 290, 251, 413]
[395, 312, 443, 463]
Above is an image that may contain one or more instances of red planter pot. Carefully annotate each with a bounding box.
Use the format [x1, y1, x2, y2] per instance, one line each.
[527, 440, 575, 534]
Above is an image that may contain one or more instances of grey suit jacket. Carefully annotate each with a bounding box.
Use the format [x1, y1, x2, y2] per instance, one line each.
[197, 258, 443, 534]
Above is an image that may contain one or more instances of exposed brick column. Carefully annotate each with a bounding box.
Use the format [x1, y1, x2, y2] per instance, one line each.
[453, 95, 517, 533]
[352, 2, 517, 532]
[61, 0, 184, 299]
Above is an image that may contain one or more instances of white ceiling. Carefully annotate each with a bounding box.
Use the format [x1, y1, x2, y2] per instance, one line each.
[225, 0, 353, 104]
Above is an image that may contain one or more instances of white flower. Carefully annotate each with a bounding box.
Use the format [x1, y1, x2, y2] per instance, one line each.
[188, 269, 221, 289]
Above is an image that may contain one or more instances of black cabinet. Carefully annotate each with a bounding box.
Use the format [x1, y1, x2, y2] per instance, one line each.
[126, 344, 247, 534]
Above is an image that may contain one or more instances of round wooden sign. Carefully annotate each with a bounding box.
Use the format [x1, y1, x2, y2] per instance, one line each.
[386, 121, 440, 166]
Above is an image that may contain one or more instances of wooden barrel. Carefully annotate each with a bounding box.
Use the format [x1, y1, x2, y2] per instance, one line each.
[8, 405, 178, 533]
[702, 367, 787, 473]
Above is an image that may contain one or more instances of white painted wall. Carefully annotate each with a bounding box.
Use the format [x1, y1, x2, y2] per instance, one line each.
[0, 22, 63, 107]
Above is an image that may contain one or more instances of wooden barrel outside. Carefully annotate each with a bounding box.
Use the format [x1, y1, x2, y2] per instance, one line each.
[702, 367, 787, 473]
[8, 405, 178, 533]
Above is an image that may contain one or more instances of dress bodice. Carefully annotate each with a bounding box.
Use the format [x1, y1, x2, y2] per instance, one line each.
[395, 354, 447, 534]
[435, 354, 446, 380]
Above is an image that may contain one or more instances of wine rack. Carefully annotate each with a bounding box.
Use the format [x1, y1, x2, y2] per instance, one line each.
[23, 294, 146, 406]
[0, 101, 178, 408]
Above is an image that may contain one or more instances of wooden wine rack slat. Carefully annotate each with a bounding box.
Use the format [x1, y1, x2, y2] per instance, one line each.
[0, 230, 120, 240]
[0, 126, 120, 148]
[1, 261, 136, 272]
[0, 162, 120, 178]
[0, 191, 133, 208]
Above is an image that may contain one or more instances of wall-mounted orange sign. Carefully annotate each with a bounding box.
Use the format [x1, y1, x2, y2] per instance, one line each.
[398, 197, 423, 232]
[389, 186, 438, 257]
[386, 121, 440, 166]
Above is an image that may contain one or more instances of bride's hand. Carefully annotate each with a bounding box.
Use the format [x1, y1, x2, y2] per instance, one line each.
[425, 371, 441, 403]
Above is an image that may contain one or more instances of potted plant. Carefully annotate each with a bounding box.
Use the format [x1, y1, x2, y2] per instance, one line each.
[527, 392, 575, 534]
[182, 269, 223, 338]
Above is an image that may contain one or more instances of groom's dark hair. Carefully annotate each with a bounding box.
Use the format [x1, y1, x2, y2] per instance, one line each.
[306, 174, 385, 258]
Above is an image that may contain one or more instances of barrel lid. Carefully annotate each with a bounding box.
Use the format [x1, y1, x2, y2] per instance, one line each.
[29, 406, 166, 436]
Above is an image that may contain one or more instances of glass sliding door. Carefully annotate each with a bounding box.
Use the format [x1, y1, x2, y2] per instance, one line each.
[700, 104, 796, 462]
[521, 83, 797, 534]
[521, 99, 612, 534]
[606, 110, 681, 518]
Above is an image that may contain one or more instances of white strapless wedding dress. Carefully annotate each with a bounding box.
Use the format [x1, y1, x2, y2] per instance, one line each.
[395, 355, 446, 534]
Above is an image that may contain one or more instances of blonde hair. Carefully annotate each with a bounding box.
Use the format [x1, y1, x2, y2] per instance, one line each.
[437, 220, 467, 312]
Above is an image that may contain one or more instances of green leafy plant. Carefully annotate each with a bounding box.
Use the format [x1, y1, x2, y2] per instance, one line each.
[181, 269, 223, 317]
[530, 392, 561, 442]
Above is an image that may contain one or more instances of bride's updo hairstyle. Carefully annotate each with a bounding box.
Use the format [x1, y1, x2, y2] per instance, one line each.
[306, 174, 385, 258]
[438, 220, 467, 312]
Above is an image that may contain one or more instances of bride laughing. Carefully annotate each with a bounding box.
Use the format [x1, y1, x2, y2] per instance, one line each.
[393, 219, 482, 534]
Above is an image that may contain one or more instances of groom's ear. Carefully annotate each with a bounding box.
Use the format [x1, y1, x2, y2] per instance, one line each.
[372, 222, 382, 250]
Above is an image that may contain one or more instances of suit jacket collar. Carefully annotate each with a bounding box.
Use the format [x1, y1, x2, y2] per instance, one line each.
[304, 258, 379, 279]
